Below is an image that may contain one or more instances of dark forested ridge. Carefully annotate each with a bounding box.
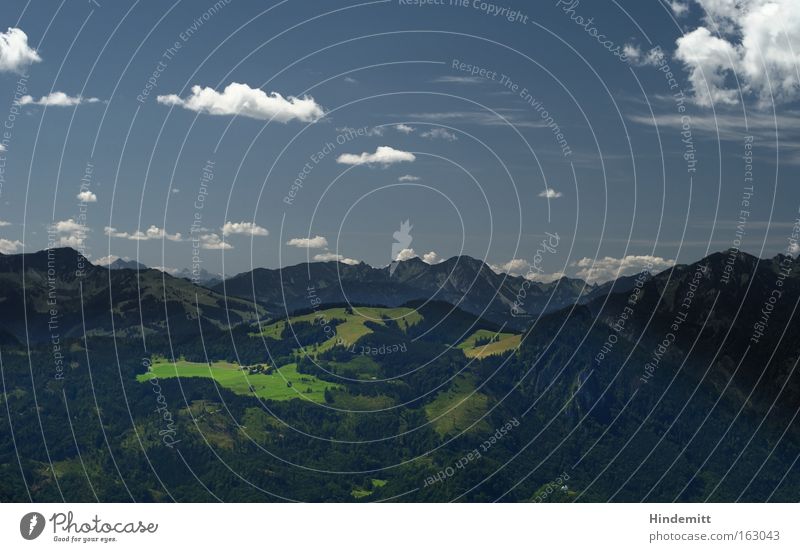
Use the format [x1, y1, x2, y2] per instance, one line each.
[0, 247, 799, 502]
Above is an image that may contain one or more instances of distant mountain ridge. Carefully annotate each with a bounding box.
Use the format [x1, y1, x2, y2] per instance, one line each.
[215, 255, 601, 328]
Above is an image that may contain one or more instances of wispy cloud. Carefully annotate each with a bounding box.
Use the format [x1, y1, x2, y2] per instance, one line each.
[421, 128, 458, 141]
[20, 92, 101, 107]
[407, 109, 545, 128]
[432, 75, 485, 85]
[286, 235, 328, 249]
[104, 225, 182, 242]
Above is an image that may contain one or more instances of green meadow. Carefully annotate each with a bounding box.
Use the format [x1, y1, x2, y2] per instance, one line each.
[258, 306, 422, 353]
[137, 359, 335, 403]
[457, 329, 521, 359]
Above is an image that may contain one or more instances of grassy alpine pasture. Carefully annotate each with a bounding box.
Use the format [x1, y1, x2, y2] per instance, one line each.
[457, 329, 521, 359]
[424, 374, 490, 437]
[137, 359, 335, 403]
[258, 306, 422, 353]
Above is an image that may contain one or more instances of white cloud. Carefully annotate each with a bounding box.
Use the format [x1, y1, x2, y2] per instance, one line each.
[670, 1, 689, 16]
[398, 174, 421, 182]
[286, 235, 328, 249]
[421, 127, 458, 141]
[336, 126, 383, 137]
[624, 44, 666, 67]
[0, 28, 41, 73]
[395, 123, 415, 134]
[199, 233, 232, 250]
[422, 251, 442, 264]
[394, 248, 417, 262]
[790, 242, 800, 255]
[675, 27, 740, 106]
[104, 225, 182, 242]
[432, 75, 485, 84]
[94, 255, 120, 266]
[573, 255, 674, 284]
[50, 218, 88, 248]
[157, 82, 325, 123]
[171, 188, 180, 194]
[490, 258, 566, 282]
[0, 220, 10, 226]
[0, 144, 6, 152]
[313, 252, 359, 265]
[337, 146, 416, 167]
[221, 221, 268, 237]
[674, 0, 800, 106]
[408, 109, 546, 129]
[77, 190, 97, 203]
[0, 237, 22, 254]
[491, 258, 529, 276]
[529, 271, 567, 283]
[20, 92, 101, 107]
[343, 76, 358, 84]
[538, 188, 563, 199]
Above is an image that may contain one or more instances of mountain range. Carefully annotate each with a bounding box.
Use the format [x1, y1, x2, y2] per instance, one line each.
[1, 246, 799, 502]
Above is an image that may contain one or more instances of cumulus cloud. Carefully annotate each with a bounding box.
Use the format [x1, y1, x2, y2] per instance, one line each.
[674, 0, 800, 106]
[20, 92, 101, 107]
[675, 27, 740, 106]
[157, 82, 325, 123]
[394, 248, 417, 262]
[313, 252, 359, 265]
[104, 225, 182, 242]
[221, 221, 268, 237]
[0, 220, 10, 226]
[51, 219, 88, 248]
[573, 255, 674, 284]
[538, 188, 563, 199]
[398, 174, 420, 182]
[286, 235, 328, 249]
[77, 190, 97, 203]
[421, 127, 458, 141]
[491, 258, 529, 276]
[94, 255, 120, 266]
[422, 251, 442, 264]
[395, 123, 415, 134]
[336, 146, 416, 167]
[0, 28, 41, 73]
[0, 144, 5, 152]
[199, 233, 232, 250]
[0, 237, 22, 254]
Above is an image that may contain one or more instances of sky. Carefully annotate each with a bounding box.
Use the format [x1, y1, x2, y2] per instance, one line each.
[0, 0, 799, 283]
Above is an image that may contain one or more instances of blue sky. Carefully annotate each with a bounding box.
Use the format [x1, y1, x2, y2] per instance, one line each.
[0, 0, 799, 283]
